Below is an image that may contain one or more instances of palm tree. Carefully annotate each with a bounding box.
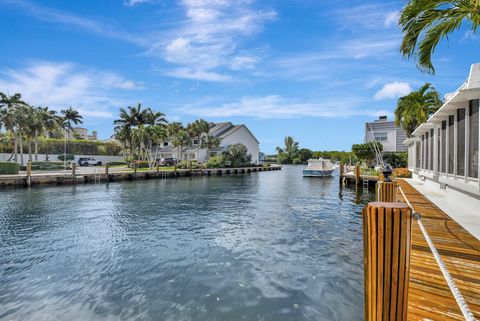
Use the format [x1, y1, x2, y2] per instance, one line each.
[40, 107, 59, 161]
[394, 83, 443, 137]
[60, 107, 83, 168]
[202, 134, 221, 160]
[399, 0, 480, 73]
[0, 92, 28, 163]
[276, 136, 300, 164]
[172, 129, 190, 161]
[188, 119, 210, 160]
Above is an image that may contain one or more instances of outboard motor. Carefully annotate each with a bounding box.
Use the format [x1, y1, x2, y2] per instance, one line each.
[382, 164, 393, 182]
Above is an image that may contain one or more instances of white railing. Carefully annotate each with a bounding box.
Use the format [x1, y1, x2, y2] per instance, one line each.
[398, 186, 477, 321]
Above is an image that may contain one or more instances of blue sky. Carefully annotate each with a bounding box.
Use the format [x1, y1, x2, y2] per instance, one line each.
[0, 0, 478, 153]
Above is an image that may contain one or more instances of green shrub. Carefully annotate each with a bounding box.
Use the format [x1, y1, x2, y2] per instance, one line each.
[206, 155, 225, 168]
[58, 154, 75, 161]
[0, 161, 20, 174]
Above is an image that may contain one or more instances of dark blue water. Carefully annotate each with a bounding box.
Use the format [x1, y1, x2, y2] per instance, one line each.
[0, 165, 373, 321]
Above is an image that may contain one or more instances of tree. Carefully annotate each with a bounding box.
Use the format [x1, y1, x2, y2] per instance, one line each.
[276, 136, 300, 164]
[0, 92, 28, 163]
[399, 0, 480, 73]
[223, 143, 252, 167]
[172, 129, 190, 161]
[394, 83, 442, 137]
[298, 148, 313, 163]
[187, 119, 210, 160]
[202, 134, 221, 160]
[352, 142, 383, 165]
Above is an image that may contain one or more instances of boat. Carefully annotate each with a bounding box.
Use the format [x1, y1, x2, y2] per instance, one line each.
[302, 158, 335, 177]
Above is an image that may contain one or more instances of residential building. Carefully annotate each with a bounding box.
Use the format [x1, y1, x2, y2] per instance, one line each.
[158, 122, 260, 164]
[365, 116, 407, 152]
[68, 127, 98, 140]
[404, 64, 480, 234]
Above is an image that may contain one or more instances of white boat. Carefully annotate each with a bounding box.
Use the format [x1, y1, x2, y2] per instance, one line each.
[302, 158, 335, 177]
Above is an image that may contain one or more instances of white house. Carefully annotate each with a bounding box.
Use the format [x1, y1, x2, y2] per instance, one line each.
[404, 63, 480, 237]
[365, 116, 407, 152]
[158, 122, 260, 164]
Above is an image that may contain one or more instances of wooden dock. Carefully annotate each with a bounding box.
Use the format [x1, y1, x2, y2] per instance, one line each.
[396, 180, 480, 320]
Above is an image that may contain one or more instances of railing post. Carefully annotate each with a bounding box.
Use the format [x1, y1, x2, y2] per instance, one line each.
[26, 161, 32, 187]
[376, 181, 397, 202]
[363, 202, 412, 321]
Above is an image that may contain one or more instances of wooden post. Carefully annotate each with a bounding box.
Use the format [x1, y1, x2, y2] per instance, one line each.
[133, 161, 137, 177]
[376, 181, 397, 202]
[71, 163, 76, 181]
[355, 165, 361, 185]
[363, 202, 412, 321]
[105, 163, 109, 181]
[156, 161, 160, 174]
[340, 162, 344, 177]
[26, 161, 32, 187]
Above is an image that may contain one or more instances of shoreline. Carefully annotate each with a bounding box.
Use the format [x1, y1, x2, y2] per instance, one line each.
[0, 165, 282, 188]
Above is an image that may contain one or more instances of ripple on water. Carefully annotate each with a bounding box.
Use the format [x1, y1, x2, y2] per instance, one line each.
[0, 166, 374, 321]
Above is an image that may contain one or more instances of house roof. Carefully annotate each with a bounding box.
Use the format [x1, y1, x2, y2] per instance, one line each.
[209, 122, 260, 144]
[412, 63, 480, 136]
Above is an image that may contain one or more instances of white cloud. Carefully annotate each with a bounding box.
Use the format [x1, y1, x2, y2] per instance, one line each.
[0, 62, 143, 118]
[124, 0, 151, 6]
[374, 81, 412, 100]
[177, 95, 390, 119]
[384, 11, 399, 27]
[157, 0, 276, 81]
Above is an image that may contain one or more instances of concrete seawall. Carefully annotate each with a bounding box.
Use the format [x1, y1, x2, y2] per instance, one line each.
[0, 166, 283, 188]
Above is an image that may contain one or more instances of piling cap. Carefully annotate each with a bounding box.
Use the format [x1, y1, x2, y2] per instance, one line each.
[382, 163, 393, 182]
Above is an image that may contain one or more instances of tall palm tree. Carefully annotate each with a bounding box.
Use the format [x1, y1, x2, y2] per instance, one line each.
[399, 0, 480, 73]
[276, 136, 300, 164]
[60, 107, 83, 167]
[394, 83, 443, 137]
[0, 92, 27, 163]
[172, 129, 190, 161]
[202, 134, 221, 160]
[188, 119, 210, 160]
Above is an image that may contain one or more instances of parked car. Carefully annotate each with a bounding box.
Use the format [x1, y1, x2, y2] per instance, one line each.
[78, 157, 102, 167]
[158, 157, 178, 166]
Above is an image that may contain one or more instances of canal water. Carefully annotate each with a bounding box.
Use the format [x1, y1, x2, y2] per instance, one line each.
[0, 165, 374, 321]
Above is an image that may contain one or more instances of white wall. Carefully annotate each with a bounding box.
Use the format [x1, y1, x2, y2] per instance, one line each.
[220, 126, 260, 164]
[0, 153, 124, 164]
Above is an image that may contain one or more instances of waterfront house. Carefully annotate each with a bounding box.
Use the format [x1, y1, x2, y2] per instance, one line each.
[158, 122, 260, 164]
[365, 116, 407, 152]
[404, 63, 480, 224]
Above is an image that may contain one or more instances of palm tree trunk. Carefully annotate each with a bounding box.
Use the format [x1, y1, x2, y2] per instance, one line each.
[19, 134, 24, 165]
[28, 139, 32, 162]
[13, 134, 18, 163]
[34, 129, 39, 161]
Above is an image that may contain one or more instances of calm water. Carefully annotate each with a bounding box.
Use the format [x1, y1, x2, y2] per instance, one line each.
[0, 165, 373, 321]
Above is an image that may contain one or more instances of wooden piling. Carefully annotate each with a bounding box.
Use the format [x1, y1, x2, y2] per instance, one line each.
[133, 161, 137, 177]
[355, 165, 361, 185]
[26, 161, 32, 187]
[363, 202, 412, 321]
[376, 181, 397, 202]
[71, 163, 76, 177]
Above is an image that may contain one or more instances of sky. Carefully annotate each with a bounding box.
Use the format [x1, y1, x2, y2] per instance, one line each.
[0, 0, 478, 153]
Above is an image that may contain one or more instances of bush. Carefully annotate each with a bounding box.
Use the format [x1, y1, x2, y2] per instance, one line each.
[0, 162, 20, 174]
[223, 144, 252, 167]
[393, 168, 412, 178]
[206, 155, 225, 168]
[58, 154, 75, 161]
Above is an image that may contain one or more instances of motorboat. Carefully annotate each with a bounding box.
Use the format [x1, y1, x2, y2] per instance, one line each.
[302, 158, 334, 177]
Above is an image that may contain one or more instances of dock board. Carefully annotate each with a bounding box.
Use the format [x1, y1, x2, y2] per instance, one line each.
[396, 180, 480, 320]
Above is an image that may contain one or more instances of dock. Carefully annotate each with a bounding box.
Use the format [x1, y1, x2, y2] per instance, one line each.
[396, 180, 480, 320]
[0, 165, 282, 188]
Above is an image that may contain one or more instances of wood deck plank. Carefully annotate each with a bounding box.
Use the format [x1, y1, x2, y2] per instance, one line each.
[396, 180, 480, 321]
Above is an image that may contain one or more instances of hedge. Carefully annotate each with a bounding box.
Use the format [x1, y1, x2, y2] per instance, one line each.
[0, 138, 122, 156]
[0, 162, 20, 175]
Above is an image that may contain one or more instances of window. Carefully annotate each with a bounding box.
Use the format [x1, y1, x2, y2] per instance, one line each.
[457, 108, 466, 176]
[193, 139, 199, 145]
[163, 141, 169, 147]
[421, 135, 425, 169]
[374, 132, 388, 142]
[425, 132, 429, 170]
[448, 115, 455, 174]
[441, 121, 446, 173]
[469, 100, 479, 178]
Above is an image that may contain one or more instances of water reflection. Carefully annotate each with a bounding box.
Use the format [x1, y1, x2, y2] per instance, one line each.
[0, 165, 374, 321]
